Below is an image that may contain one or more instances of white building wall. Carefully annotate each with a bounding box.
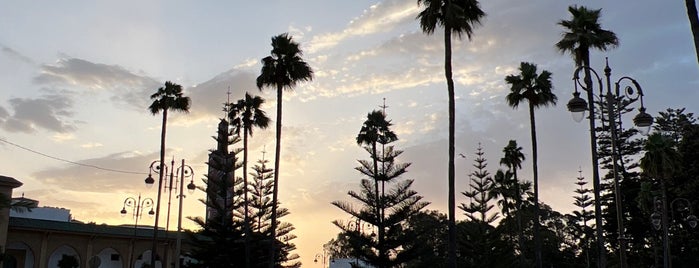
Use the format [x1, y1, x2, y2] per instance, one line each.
[10, 207, 72, 222]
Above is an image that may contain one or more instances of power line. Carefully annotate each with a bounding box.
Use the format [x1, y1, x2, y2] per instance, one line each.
[0, 137, 147, 175]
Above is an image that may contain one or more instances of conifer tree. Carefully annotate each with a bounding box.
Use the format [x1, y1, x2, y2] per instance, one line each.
[460, 143, 498, 223]
[333, 110, 429, 268]
[569, 170, 594, 267]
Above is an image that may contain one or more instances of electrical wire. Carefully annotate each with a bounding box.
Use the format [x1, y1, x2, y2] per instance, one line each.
[0, 137, 147, 175]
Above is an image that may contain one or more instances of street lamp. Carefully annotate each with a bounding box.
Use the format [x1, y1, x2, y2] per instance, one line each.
[145, 158, 196, 268]
[314, 251, 330, 268]
[651, 197, 697, 268]
[120, 194, 154, 268]
[568, 58, 653, 268]
[121, 194, 155, 229]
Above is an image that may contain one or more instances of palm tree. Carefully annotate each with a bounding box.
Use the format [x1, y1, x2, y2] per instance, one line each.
[416, 1, 485, 266]
[556, 6, 618, 68]
[256, 33, 313, 266]
[640, 133, 682, 268]
[148, 81, 191, 267]
[500, 140, 526, 267]
[505, 62, 557, 268]
[230, 92, 270, 268]
[686, 0, 699, 65]
[556, 6, 618, 267]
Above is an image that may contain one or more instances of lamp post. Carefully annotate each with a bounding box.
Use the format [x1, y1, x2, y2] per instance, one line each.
[314, 251, 330, 268]
[145, 158, 195, 268]
[651, 197, 697, 268]
[567, 58, 653, 268]
[175, 159, 196, 268]
[121, 194, 155, 229]
[120, 194, 154, 268]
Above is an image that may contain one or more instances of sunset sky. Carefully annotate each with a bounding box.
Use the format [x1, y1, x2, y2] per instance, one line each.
[1, 0, 697, 266]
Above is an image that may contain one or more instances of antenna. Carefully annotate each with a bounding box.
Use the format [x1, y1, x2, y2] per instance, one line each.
[223, 86, 232, 119]
[379, 97, 388, 115]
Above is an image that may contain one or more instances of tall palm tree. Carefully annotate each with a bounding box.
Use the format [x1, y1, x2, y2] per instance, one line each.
[556, 6, 618, 268]
[640, 133, 681, 268]
[416, 1, 485, 266]
[500, 140, 526, 267]
[505, 62, 557, 268]
[686, 0, 699, 65]
[356, 110, 398, 265]
[256, 33, 313, 266]
[148, 81, 191, 267]
[230, 92, 270, 268]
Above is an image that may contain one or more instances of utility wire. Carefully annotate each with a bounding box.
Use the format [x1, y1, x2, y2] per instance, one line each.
[0, 137, 147, 175]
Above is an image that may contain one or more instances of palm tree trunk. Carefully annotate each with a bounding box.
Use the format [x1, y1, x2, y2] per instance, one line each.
[529, 103, 542, 268]
[151, 108, 168, 268]
[582, 54, 607, 268]
[270, 85, 283, 268]
[686, 0, 699, 66]
[244, 131, 251, 268]
[444, 23, 457, 268]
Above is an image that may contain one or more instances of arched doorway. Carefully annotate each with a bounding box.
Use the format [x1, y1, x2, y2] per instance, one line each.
[91, 247, 122, 268]
[133, 250, 161, 268]
[48, 245, 80, 268]
[5, 242, 34, 268]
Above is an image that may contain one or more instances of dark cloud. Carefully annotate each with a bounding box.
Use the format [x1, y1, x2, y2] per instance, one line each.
[0, 90, 77, 133]
[34, 57, 161, 111]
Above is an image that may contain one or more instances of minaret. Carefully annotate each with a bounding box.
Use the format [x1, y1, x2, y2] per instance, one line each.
[205, 89, 234, 223]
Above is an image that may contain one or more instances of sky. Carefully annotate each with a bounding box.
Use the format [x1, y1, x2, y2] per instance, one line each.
[1, 0, 697, 266]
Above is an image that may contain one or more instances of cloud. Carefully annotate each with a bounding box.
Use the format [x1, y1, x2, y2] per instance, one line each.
[0, 90, 78, 133]
[187, 69, 260, 119]
[32, 151, 158, 193]
[307, 0, 418, 53]
[33, 57, 161, 111]
[0, 44, 35, 65]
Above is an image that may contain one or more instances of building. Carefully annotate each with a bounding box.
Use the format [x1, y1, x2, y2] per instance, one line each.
[1, 175, 188, 268]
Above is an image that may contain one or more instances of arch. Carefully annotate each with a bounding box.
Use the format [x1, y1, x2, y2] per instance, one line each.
[133, 250, 162, 268]
[91, 247, 122, 268]
[48, 245, 80, 268]
[5, 241, 34, 268]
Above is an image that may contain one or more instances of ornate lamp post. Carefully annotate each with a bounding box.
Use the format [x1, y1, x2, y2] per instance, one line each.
[567, 58, 653, 268]
[175, 159, 196, 268]
[145, 158, 195, 268]
[651, 197, 697, 268]
[120, 194, 154, 268]
[120, 194, 155, 229]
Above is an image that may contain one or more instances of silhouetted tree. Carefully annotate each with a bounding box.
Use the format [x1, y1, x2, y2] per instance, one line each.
[641, 133, 682, 268]
[256, 33, 313, 266]
[230, 92, 271, 268]
[333, 110, 429, 268]
[148, 81, 191, 267]
[557, 7, 619, 267]
[461, 143, 498, 224]
[416, 2, 486, 266]
[569, 171, 595, 268]
[504, 62, 557, 267]
[686, 0, 699, 66]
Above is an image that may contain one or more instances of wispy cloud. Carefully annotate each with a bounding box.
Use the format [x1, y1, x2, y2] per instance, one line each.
[307, 0, 418, 53]
[34, 57, 159, 91]
[0, 44, 35, 65]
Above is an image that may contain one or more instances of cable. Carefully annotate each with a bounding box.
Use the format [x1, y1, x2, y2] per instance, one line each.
[0, 137, 147, 175]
